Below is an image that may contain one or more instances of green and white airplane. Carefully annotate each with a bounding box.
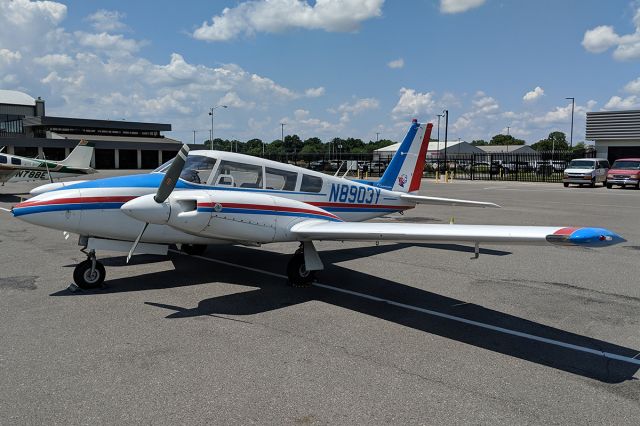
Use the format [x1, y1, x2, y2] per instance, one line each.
[0, 140, 96, 186]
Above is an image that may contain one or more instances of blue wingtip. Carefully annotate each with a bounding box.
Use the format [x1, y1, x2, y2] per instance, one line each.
[567, 227, 626, 247]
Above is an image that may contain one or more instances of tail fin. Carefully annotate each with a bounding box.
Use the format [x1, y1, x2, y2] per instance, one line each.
[375, 120, 433, 193]
[59, 140, 94, 168]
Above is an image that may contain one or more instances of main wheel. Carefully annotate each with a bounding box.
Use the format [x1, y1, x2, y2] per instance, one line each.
[181, 244, 207, 256]
[287, 252, 315, 287]
[73, 259, 106, 289]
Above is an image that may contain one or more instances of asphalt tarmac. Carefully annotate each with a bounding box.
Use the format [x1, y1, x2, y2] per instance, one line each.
[1, 171, 640, 424]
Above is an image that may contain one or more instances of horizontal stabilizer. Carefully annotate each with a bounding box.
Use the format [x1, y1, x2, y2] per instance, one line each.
[401, 194, 500, 208]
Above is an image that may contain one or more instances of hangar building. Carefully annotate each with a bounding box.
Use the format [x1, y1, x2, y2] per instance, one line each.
[586, 110, 640, 162]
[0, 89, 181, 169]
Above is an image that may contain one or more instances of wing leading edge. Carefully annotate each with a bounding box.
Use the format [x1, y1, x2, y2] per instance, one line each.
[290, 221, 625, 247]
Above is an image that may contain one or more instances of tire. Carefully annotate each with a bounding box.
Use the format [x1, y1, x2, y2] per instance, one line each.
[563, 183, 569, 187]
[590, 178, 596, 188]
[287, 252, 315, 287]
[73, 259, 106, 289]
[606, 183, 613, 189]
[181, 244, 207, 256]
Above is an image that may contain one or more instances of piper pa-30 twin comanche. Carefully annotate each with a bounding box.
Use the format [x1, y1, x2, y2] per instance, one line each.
[0, 139, 96, 186]
[13, 120, 624, 289]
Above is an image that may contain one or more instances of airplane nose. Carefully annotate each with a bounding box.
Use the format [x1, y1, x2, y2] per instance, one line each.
[121, 194, 171, 224]
[12, 189, 83, 230]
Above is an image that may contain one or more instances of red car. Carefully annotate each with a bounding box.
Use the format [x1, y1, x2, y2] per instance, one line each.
[606, 158, 640, 189]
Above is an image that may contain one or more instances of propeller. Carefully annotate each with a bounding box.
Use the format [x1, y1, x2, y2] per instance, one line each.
[126, 144, 190, 263]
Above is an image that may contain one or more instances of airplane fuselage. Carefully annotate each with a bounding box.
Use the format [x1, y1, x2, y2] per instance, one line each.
[13, 151, 415, 245]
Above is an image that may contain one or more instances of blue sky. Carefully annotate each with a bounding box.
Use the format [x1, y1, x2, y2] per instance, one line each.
[1, 0, 639, 145]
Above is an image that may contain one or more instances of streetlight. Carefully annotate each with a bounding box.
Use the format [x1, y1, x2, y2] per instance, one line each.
[566, 97, 575, 149]
[506, 125, 510, 152]
[443, 110, 449, 171]
[208, 105, 228, 150]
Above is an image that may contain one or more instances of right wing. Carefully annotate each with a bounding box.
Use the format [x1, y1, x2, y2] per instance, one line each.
[401, 193, 500, 208]
[290, 221, 624, 247]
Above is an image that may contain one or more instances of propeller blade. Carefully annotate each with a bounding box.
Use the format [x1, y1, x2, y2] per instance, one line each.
[155, 144, 189, 203]
[127, 222, 149, 264]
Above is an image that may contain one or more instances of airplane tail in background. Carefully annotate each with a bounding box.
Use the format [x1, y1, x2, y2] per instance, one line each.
[59, 140, 94, 169]
[375, 120, 433, 193]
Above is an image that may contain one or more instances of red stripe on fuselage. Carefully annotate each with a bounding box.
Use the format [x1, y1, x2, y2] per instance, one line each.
[309, 202, 412, 210]
[15, 196, 136, 209]
[198, 202, 341, 220]
[409, 123, 433, 192]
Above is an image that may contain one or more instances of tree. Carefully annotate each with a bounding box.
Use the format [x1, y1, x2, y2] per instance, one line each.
[489, 134, 525, 146]
[283, 134, 303, 155]
[244, 138, 264, 156]
[471, 139, 488, 146]
[531, 131, 569, 151]
[300, 137, 324, 154]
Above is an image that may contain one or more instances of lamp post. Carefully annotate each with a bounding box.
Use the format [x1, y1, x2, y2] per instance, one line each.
[566, 97, 575, 149]
[208, 105, 228, 150]
[443, 110, 448, 171]
[506, 125, 510, 152]
[436, 113, 443, 142]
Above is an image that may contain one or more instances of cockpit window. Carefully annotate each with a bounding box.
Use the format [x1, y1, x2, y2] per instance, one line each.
[154, 155, 217, 184]
[214, 160, 263, 188]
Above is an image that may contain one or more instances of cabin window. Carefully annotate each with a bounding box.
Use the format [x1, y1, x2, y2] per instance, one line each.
[11, 157, 21, 165]
[300, 174, 323, 193]
[0, 155, 6, 164]
[215, 160, 263, 188]
[265, 167, 298, 191]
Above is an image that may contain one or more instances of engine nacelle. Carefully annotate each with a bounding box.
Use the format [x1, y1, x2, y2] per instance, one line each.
[164, 190, 339, 243]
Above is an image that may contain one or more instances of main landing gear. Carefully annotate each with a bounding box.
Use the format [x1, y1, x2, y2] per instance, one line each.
[73, 249, 106, 289]
[287, 241, 324, 287]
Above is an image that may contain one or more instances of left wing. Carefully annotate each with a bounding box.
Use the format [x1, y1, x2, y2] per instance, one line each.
[290, 221, 624, 247]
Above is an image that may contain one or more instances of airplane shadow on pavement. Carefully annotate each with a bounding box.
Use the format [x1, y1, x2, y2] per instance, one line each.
[51, 243, 640, 384]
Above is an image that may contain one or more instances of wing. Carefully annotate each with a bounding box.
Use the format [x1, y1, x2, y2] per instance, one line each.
[289, 221, 624, 247]
[401, 193, 500, 208]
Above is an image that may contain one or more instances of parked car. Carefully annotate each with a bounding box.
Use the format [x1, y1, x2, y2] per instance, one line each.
[501, 161, 533, 173]
[606, 158, 640, 189]
[562, 158, 609, 187]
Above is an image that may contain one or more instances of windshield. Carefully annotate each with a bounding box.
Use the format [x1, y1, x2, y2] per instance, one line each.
[154, 154, 217, 184]
[611, 160, 640, 170]
[568, 160, 594, 169]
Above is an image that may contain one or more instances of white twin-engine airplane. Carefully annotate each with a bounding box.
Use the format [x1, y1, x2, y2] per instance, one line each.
[13, 120, 624, 289]
[0, 140, 96, 186]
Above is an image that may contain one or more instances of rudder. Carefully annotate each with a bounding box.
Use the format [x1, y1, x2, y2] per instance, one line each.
[60, 140, 94, 168]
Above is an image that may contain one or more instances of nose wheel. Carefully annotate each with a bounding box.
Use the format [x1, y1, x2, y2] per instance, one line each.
[73, 249, 105, 289]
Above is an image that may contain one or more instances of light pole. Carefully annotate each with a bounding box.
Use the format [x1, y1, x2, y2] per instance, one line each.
[566, 97, 575, 149]
[376, 132, 380, 142]
[436, 113, 443, 142]
[506, 125, 510, 152]
[208, 105, 228, 150]
[443, 110, 448, 171]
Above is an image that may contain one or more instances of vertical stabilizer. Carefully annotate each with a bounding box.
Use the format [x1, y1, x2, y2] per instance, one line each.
[375, 120, 433, 193]
[59, 140, 94, 168]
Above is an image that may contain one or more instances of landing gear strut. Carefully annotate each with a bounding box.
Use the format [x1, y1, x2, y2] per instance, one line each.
[73, 249, 105, 289]
[287, 241, 323, 287]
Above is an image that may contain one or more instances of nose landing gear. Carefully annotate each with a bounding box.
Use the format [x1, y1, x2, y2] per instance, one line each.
[73, 249, 106, 289]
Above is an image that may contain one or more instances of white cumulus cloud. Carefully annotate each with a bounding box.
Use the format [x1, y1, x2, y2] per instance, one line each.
[391, 88, 435, 120]
[193, 0, 384, 42]
[305, 86, 325, 97]
[624, 77, 640, 94]
[86, 9, 128, 32]
[0, 48, 22, 65]
[387, 58, 404, 69]
[440, 0, 485, 14]
[523, 86, 544, 102]
[603, 95, 640, 110]
[582, 7, 640, 61]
